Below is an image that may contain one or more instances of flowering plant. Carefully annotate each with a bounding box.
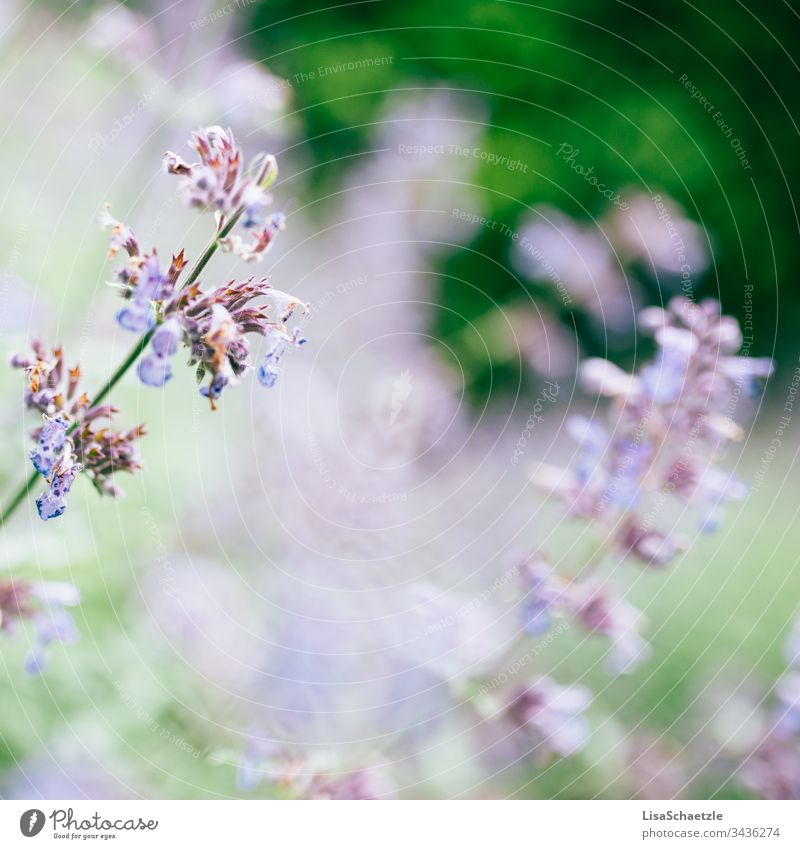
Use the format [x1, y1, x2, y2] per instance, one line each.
[0, 127, 308, 672]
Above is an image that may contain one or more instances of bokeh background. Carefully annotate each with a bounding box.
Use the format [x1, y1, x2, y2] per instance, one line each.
[0, 0, 798, 799]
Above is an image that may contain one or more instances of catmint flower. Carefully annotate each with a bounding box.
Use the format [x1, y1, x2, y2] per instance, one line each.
[35, 448, 81, 521]
[0, 579, 80, 674]
[519, 556, 564, 636]
[30, 414, 68, 476]
[257, 326, 306, 388]
[531, 297, 772, 568]
[71, 416, 145, 498]
[221, 212, 286, 262]
[100, 207, 186, 333]
[160, 277, 309, 407]
[573, 589, 652, 674]
[10, 341, 89, 417]
[505, 676, 592, 758]
[137, 318, 183, 387]
[164, 126, 275, 218]
[13, 340, 146, 517]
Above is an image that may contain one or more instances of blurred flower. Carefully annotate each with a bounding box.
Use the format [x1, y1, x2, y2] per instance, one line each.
[572, 588, 652, 675]
[531, 297, 772, 567]
[611, 192, 710, 281]
[235, 731, 394, 799]
[0, 579, 80, 674]
[504, 676, 592, 758]
[513, 207, 635, 332]
[518, 559, 650, 675]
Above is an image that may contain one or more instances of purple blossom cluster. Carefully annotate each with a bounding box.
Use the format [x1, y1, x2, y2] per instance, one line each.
[0, 579, 80, 675]
[488, 297, 774, 766]
[8, 127, 307, 527]
[532, 297, 772, 566]
[10, 341, 144, 518]
[236, 734, 395, 799]
[738, 619, 800, 799]
[103, 127, 307, 406]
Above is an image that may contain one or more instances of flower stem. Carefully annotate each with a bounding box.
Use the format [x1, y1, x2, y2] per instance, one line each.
[0, 206, 242, 528]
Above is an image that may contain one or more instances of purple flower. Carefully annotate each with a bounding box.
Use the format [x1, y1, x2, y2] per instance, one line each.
[257, 327, 306, 389]
[506, 676, 592, 757]
[164, 127, 274, 216]
[519, 557, 563, 636]
[774, 673, 800, 738]
[137, 319, 183, 387]
[114, 253, 165, 333]
[573, 590, 651, 675]
[30, 415, 68, 477]
[0, 579, 80, 674]
[35, 456, 81, 521]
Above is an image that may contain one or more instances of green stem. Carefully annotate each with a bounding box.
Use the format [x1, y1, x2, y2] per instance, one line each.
[0, 202, 245, 528]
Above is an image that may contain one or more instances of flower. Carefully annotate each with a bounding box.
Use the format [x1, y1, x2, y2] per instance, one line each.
[136, 318, 182, 387]
[35, 448, 81, 521]
[13, 341, 146, 518]
[10, 341, 89, 417]
[531, 297, 772, 567]
[505, 676, 592, 758]
[153, 277, 309, 406]
[100, 207, 186, 334]
[164, 126, 276, 218]
[0, 579, 80, 674]
[519, 556, 565, 636]
[30, 414, 68, 477]
[572, 588, 652, 674]
[221, 212, 286, 263]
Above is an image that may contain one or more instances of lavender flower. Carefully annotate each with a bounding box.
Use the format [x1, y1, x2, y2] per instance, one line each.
[158, 278, 309, 407]
[505, 676, 592, 758]
[0, 579, 80, 674]
[517, 562, 651, 675]
[100, 206, 186, 334]
[12, 341, 145, 518]
[10, 341, 89, 417]
[30, 415, 68, 477]
[35, 449, 81, 521]
[531, 297, 772, 567]
[136, 318, 182, 387]
[164, 126, 276, 218]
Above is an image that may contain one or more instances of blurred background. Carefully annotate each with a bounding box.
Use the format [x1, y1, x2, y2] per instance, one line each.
[0, 0, 798, 799]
